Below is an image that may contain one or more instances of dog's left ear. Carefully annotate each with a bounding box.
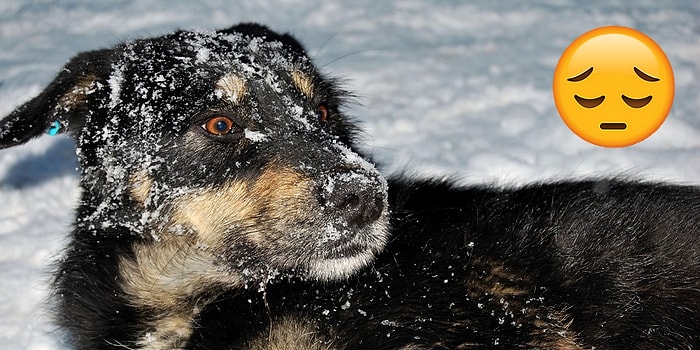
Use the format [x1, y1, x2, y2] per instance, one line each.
[0, 49, 112, 149]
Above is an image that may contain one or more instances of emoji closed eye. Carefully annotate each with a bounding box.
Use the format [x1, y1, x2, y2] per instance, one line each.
[622, 95, 652, 108]
[574, 95, 605, 108]
[634, 67, 660, 82]
[567, 67, 593, 82]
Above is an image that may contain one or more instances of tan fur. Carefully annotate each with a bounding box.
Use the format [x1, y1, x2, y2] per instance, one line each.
[525, 306, 584, 350]
[170, 162, 314, 248]
[292, 70, 314, 98]
[129, 171, 154, 205]
[119, 163, 315, 349]
[136, 314, 193, 350]
[56, 73, 98, 112]
[119, 235, 239, 311]
[398, 345, 432, 350]
[215, 72, 247, 104]
[248, 316, 333, 350]
[171, 179, 258, 245]
[119, 235, 241, 350]
[466, 259, 583, 349]
[467, 259, 529, 301]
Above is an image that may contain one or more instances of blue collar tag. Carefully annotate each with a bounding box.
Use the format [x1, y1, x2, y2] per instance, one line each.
[47, 120, 61, 136]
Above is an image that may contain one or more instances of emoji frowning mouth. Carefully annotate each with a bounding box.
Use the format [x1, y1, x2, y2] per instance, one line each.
[600, 123, 628, 130]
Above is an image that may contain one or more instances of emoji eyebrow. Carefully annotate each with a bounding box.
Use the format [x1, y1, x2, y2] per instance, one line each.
[634, 67, 660, 82]
[567, 67, 593, 82]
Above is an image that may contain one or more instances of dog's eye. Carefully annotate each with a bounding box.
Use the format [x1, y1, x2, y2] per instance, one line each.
[202, 116, 239, 136]
[316, 104, 329, 123]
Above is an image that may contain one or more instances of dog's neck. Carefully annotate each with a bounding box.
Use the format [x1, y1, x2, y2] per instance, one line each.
[118, 235, 242, 349]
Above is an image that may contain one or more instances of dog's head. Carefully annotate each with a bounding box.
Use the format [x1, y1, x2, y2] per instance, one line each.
[0, 24, 389, 281]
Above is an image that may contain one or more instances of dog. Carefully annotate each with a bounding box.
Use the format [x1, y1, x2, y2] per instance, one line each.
[0, 24, 390, 349]
[1, 24, 699, 350]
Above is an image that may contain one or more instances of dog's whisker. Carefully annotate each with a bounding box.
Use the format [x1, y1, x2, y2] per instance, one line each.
[104, 339, 138, 350]
[319, 47, 387, 69]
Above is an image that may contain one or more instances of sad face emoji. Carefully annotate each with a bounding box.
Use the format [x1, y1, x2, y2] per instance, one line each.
[553, 26, 674, 147]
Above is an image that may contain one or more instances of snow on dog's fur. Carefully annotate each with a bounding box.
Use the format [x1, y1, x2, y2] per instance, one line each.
[0, 24, 389, 349]
[2, 23, 700, 350]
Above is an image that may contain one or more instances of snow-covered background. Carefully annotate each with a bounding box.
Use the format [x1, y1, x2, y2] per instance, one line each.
[1, 1, 698, 348]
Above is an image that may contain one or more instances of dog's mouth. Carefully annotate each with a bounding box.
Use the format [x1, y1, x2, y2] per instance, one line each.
[304, 212, 390, 281]
[307, 196, 389, 280]
[305, 249, 380, 281]
[263, 179, 391, 281]
[228, 203, 390, 283]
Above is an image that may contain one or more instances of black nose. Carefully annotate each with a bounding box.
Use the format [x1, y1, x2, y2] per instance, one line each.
[328, 181, 385, 225]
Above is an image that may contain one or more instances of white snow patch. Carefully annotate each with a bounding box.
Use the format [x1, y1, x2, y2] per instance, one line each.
[107, 65, 124, 109]
[244, 129, 268, 142]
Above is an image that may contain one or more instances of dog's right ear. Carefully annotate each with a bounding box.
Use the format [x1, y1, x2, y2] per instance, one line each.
[0, 49, 112, 149]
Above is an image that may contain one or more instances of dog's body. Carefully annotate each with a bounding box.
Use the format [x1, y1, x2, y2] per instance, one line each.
[189, 179, 700, 349]
[1, 24, 699, 349]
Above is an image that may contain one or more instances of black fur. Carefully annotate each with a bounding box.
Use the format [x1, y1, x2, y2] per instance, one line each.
[187, 179, 700, 349]
[1, 23, 699, 349]
[2, 23, 390, 349]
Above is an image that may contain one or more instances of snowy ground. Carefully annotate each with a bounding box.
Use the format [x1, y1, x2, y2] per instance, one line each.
[1, 1, 698, 348]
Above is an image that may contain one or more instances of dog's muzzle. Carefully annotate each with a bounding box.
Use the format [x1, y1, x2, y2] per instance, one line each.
[324, 170, 387, 228]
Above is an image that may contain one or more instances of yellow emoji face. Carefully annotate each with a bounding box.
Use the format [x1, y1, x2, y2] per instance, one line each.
[553, 26, 674, 147]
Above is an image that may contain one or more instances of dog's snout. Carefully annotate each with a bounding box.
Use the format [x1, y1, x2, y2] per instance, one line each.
[328, 179, 385, 225]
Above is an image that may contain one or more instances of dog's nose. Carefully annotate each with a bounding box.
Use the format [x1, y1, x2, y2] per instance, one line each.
[328, 180, 385, 225]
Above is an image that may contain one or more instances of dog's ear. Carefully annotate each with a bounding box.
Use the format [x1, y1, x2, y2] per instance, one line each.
[0, 49, 112, 149]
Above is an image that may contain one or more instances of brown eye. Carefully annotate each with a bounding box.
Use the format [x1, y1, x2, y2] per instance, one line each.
[203, 116, 236, 136]
[316, 104, 329, 122]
